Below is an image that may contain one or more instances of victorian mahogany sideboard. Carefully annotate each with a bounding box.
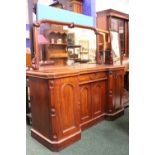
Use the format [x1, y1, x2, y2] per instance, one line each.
[26, 64, 124, 151]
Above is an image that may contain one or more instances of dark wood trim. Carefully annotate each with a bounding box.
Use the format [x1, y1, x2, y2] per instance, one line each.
[81, 114, 105, 130]
[34, 19, 96, 31]
[97, 9, 129, 20]
[31, 128, 81, 152]
[125, 21, 129, 57]
[105, 109, 124, 120]
[79, 77, 107, 85]
[81, 109, 125, 129]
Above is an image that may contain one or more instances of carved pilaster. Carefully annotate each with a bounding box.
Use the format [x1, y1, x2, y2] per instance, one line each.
[49, 80, 58, 140]
[107, 70, 113, 113]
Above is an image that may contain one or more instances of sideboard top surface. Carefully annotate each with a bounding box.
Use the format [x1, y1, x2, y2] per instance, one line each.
[26, 64, 124, 79]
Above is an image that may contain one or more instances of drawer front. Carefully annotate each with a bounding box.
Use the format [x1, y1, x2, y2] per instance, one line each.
[90, 72, 106, 80]
[79, 74, 90, 82]
[79, 72, 107, 83]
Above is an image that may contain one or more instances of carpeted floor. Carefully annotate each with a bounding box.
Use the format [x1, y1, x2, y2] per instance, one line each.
[26, 108, 129, 155]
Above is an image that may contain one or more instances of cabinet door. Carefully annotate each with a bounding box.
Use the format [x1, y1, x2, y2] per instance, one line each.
[114, 71, 123, 110]
[80, 84, 92, 124]
[54, 77, 80, 138]
[91, 80, 106, 118]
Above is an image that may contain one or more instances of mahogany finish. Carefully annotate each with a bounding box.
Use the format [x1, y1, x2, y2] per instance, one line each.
[106, 69, 124, 120]
[29, 75, 81, 151]
[96, 9, 129, 30]
[79, 71, 107, 129]
[80, 84, 92, 124]
[96, 9, 129, 61]
[27, 64, 124, 151]
[92, 80, 106, 117]
[27, 19, 125, 151]
[97, 9, 129, 107]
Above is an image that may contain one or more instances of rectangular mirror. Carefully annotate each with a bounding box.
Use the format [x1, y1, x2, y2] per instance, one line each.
[37, 22, 97, 66]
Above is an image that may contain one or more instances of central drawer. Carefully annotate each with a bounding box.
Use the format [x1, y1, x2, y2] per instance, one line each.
[79, 72, 107, 83]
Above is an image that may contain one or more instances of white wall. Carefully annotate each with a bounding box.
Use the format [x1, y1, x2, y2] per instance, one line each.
[26, 0, 52, 23]
[26, 0, 29, 23]
[96, 0, 129, 14]
[38, 0, 51, 5]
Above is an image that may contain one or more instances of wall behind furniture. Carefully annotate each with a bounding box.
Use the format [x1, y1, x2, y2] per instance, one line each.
[83, 0, 96, 27]
[96, 0, 129, 14]
[26, 0, 30, 48]
[38, 0, 51, 5]
[37, 3, 94, 27]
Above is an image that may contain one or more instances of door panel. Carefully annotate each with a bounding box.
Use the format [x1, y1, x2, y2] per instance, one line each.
[61, 84, 75, 132]
[80, 84, 92, 124]
[57, 77, 80, 137]
[92, 80, 106, 118]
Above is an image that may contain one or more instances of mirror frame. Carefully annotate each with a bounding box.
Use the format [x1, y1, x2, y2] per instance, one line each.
[32, 19, 100, 69]
[31, 19, 110, 69]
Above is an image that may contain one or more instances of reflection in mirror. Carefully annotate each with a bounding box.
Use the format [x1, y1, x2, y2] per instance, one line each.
[110, 31, 121, 64]
[38, 23, 96, 66]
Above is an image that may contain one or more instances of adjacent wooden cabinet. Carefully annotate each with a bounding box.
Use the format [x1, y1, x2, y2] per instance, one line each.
[97, 9, 129, 60]
[96, 9, 129, 108]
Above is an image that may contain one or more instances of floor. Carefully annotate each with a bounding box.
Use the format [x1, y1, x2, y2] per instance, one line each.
[26, 108, 129, 155]
[123, 89, 129, 106]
